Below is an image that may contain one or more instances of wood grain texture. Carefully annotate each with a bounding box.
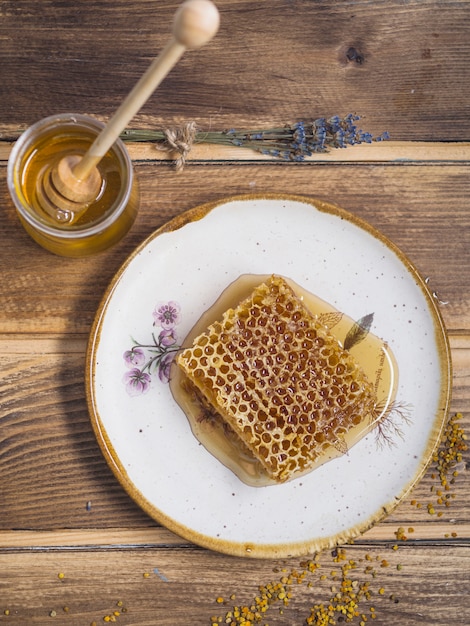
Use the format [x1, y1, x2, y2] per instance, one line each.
[2, 139, 470, 164]
[2, 522, 470, 551]
[0, 162, 469, 333]
[1, 1, 470, 139]
[0, 545, 469, 625]
[0, 343, 467, 530]
[0, 1, 469, 624]
[1, 156, 468, 626]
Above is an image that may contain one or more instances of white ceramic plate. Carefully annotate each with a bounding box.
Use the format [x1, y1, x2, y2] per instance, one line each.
[86, 194, 451, 558]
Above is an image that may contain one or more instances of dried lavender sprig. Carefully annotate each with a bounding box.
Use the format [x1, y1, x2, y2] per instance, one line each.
[120, 114, 389, 162]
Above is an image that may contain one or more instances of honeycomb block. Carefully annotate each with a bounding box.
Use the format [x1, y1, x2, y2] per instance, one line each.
[177, 275, 377, 482]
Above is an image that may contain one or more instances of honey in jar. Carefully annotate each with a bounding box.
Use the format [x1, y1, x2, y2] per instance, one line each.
[7, 113, 139, 257]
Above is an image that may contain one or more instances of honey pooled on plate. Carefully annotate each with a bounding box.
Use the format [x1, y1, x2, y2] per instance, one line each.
[173, 275, 398, 486]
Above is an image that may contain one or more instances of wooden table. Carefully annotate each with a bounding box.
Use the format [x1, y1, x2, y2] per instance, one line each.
[1, 1, 469, 624]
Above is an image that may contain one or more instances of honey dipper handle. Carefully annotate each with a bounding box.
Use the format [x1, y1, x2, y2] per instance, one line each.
[72, 0, 219, 181]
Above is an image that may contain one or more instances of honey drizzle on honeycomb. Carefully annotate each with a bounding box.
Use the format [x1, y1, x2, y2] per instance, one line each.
[177, 275, 378, 482]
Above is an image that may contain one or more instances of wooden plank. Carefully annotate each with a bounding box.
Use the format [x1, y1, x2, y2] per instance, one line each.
[0, 345, 467, 531]
[0, 545, 468, 625]
[105, 139, 470, 163]
[1, 1, 470, 141]
[0, 528, 186, 551]
[1, 522, 469, 551]
[0, 336, 87, 354]
[1, 140, 470, 163]
[0, 163, 468, 334]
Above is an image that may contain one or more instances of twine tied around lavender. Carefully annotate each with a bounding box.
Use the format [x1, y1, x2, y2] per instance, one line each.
[155, 121, 198, 171]
[120, 114, 390, 170]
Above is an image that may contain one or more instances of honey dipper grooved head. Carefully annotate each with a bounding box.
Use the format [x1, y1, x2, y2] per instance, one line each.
[36, 154, 102, 223]
[51, 155, 101, 204]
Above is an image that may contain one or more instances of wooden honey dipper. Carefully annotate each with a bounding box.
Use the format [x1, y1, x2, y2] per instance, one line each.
[36, 0, 220, 223]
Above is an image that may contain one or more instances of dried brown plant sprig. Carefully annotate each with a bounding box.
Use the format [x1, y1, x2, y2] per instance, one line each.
[374, 401, 413, 449]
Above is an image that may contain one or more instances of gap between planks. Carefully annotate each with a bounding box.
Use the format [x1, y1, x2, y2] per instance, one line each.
[1, 141, 470, 164]
[0, 524, 469, 551]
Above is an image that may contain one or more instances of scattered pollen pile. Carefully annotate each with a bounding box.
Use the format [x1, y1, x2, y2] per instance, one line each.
[209, 546, 402, 626]
[409, 411, 468, 522]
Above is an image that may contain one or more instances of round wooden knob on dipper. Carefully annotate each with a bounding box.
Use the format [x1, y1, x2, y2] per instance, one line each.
[36, 0, 220, 224]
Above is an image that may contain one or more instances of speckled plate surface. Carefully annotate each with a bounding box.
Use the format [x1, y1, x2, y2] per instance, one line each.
[86, 194, 451, 558]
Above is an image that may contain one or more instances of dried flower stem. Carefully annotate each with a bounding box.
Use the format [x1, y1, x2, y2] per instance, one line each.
[120, 114, 389, 164]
